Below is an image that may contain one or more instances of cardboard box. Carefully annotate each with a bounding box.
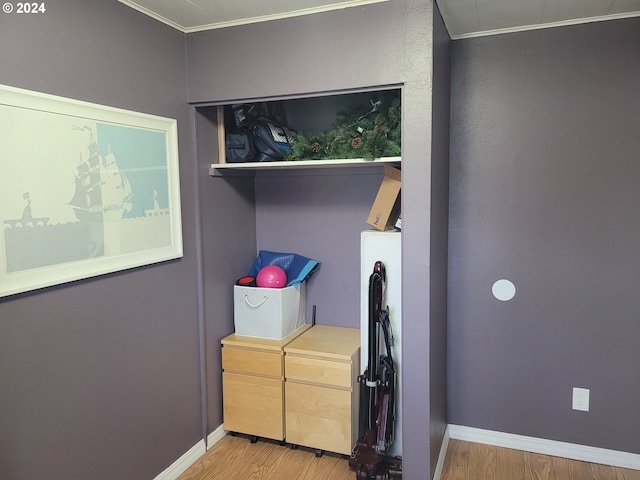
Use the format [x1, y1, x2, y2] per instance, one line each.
[233, 283, 306, 339]
[367, 165, 401, 231]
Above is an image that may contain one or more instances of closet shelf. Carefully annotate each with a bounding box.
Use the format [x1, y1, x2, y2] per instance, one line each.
[209, 157, 401, 177]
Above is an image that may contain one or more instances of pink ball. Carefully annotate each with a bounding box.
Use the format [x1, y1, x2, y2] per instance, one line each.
[256, 265, 287, 288]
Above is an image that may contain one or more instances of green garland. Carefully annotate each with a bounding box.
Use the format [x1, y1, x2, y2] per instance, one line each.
[284, 91, 401, 161]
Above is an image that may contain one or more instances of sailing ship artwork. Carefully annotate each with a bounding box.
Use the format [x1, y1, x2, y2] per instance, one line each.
[0, 85, 181, 297]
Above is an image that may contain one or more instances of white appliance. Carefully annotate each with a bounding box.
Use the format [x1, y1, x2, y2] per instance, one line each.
[360, 230, 402, 458]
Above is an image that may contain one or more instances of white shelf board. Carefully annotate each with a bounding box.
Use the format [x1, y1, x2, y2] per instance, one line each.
[209, 157, 401, 177]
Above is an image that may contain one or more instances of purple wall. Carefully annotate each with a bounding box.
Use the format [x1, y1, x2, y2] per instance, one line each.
[187, 1, 448, 478]
[0, 2, 202, 480]
[254, 170, 386, 328]
[429, 5, 451, 477]
[448, 18, 640, 453]
[193, 107, 257, 434]
[0, 1, 451, 479]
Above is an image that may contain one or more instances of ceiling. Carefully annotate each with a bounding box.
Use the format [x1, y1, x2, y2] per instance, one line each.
[118, 0, 640, 39]
[438, 0, 640, 38]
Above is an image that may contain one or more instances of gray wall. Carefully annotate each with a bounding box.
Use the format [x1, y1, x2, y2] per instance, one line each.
[187, 1, 447, 478]
[0, 2, 202, 479]
[448, 18, 640, 454]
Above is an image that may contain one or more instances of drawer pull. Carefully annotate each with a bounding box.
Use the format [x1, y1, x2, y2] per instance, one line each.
[245, 294, 268, 308]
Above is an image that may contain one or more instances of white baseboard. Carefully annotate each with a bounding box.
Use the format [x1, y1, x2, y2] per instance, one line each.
[432, 425, 451, 480]
[153, 425, 227, 480]
[448, 425, 640, 471]
[153, 439, 206, 480]
[206, 424, 227, 450]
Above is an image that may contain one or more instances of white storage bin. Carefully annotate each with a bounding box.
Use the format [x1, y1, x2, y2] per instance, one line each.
[233, 283, 306, 339]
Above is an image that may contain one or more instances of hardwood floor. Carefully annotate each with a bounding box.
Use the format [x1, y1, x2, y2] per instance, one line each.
[441, 440, 640, 480]
[178, 434, 353, 480]
[178, 435, 640, 480]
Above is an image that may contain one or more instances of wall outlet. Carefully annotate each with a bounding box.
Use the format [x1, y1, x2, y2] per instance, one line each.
[572, 387, 590, 412]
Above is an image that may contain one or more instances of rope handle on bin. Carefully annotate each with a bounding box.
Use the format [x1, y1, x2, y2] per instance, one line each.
[244, 295, 268, 308]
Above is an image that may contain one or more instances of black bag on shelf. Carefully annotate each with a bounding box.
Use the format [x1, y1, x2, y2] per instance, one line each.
[225, 132, 256, 163]
[251, 121, 295, 162]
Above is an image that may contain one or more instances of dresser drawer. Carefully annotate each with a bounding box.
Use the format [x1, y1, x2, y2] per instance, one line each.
[223, 372, 284, 440]
[222, 346, 282, 377]
[285, 354, 352, 388]
[285, 381, 356, 455]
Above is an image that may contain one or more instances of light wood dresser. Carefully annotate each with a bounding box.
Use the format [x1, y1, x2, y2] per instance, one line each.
[221, 323, 312, 441]
[284, 325, 360, 455]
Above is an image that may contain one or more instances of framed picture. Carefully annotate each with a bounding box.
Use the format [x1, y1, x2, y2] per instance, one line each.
[0, 84, 182, 298]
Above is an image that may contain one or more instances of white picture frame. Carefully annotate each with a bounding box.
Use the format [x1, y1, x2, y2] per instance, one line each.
[0, 84, 183, 298]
